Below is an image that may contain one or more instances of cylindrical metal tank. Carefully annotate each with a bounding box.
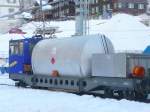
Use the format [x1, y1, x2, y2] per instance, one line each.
[31, 34, 114, 76]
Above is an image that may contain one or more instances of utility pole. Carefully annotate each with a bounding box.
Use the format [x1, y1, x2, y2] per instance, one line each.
[40, 0, 46, 37]
[75, 0, 90, 36]
[19, 0, 24, 11]
[18, 0, 25, 25]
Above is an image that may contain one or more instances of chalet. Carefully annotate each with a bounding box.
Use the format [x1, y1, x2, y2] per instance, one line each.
[33, 0, 112, 20]
[112, 0, 147, 15]
[0, 0, 20, 18]
[33, 0, 147, 20]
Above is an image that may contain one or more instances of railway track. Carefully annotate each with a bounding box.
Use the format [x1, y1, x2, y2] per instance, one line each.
[0, 83, 15, 87]
[0, 82, 150, 103]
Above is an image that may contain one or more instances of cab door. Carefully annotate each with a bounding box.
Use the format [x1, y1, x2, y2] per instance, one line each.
[9, 40, 24, 74]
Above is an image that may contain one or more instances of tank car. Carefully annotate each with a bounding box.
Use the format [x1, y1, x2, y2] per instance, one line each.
[9, 35, 150, 100]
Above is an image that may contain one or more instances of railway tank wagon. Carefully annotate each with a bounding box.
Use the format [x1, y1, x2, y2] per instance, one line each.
[32, 35, 114, 76]
[9, 34, 150, 100]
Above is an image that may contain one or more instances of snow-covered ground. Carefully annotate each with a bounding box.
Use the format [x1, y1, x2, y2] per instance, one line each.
[0, 74, 150, 112]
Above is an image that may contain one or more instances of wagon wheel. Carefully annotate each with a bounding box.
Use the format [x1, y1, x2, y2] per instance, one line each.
[122, 90, 136, 100]
[135, 91, 148, 100]
[118, 90, 124, 99]
[15, 81, 27, 88]
[104, 88, 113, 98]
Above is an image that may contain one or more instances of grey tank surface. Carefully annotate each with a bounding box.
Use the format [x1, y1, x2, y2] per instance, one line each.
[31, 34, 114, 76]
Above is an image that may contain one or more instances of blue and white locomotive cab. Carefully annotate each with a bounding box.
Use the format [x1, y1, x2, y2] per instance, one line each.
[9, 36, 42, 74]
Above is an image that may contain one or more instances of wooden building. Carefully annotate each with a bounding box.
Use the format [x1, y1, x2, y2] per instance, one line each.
[32, 0, 147, 20]
[33, 0, 112, 20]
[112, 0, 147, 15]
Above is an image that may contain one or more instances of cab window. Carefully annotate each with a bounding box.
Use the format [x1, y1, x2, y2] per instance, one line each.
[10, 41, 23, 55]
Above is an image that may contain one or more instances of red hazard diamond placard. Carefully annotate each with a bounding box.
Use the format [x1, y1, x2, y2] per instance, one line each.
[51, 57, 55, 64]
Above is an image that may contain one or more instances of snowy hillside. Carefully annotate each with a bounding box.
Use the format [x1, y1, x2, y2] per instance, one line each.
[0, 74, 150, 112]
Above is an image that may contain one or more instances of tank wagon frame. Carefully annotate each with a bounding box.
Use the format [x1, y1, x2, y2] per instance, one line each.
[9, 36, 150, 100]
[10, 72, 150, 100]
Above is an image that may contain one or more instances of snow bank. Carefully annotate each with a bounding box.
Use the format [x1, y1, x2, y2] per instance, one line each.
[92, 14, 150, 52]
[21, 12, 33, 19]
[0, 74, 14, 85]
[97, 13, 147, 31]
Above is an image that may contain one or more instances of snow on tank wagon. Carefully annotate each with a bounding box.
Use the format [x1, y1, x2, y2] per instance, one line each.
[9, 35, 150, 100]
